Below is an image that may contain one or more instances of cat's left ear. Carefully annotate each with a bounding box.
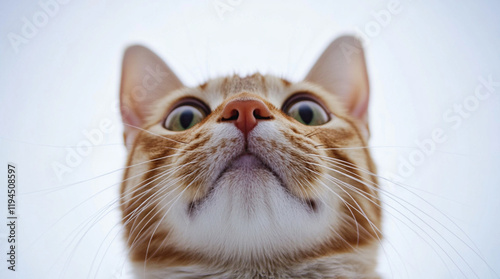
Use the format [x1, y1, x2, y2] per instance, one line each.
[120, 45, 184, 148]
[305, 36, 370, 131]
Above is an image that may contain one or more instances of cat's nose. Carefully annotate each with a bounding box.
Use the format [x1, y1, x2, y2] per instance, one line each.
[221, 98, 272, 136]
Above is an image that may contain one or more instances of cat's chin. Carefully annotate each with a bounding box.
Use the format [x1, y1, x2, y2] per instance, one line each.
[169, 155, 335, 262]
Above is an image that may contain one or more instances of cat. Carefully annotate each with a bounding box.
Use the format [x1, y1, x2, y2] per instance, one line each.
[118, 35, 381, 279]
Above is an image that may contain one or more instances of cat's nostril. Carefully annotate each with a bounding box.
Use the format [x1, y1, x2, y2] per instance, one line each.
[253, 109, 272, 120]
[222, 109, 239, 121]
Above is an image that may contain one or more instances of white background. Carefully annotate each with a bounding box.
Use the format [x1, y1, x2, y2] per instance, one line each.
[0, 0, 499, 278]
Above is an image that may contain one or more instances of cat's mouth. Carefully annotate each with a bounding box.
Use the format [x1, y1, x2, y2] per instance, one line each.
[187, 152, 318, 215]
[223, 152, 278, 178]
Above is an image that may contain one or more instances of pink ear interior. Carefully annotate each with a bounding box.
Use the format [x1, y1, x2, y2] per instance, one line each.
[305, 36, 370, 123]
[119, 45, 184, 148]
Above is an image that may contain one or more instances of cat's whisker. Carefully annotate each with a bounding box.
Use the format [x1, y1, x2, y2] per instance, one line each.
[142, 169, 212, 263]
[310, 171, 363, 245]
[124, 169, 197, 246]
[312, 154, 434, 193]
[302, 166, 394, 275]
[0, 136, 128, 148]
[125, 176, 186, 240]
[93, 175, 189, 278]
[314, 153, 490, 261]
[302, 176, 333, 213]
[298, 161, 382, 249]
[124, 161, 198, 212]
[305, 165, 425, 277]
[85, 168, 192, 278]
[316, 145, 468, 157]
[321, 170, 469, 278]
[304, 158, 464, 274]
[55, 160, 197, 278]
[23, 152, 190, 195]
[303, 166, 381, 244]
[37, 161, 197, 273]
[308, 160, 481, 278]
[123, 123, 188, 145]
[314, 153, 486, 250]
[54, 167, 182, 278]
[316, 172, 403, 277]
[28, 160, 187, 249]
[118, 174, 198, 274]
[142, 182, 196, 272]
[289, 174, 317, 209]
[124, 170, 201, 256]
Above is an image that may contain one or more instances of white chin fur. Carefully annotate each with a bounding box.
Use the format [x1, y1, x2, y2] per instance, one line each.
[171, 168, 333, 260]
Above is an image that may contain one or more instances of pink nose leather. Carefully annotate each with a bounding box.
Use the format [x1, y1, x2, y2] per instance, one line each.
[221, 99, 272, 136]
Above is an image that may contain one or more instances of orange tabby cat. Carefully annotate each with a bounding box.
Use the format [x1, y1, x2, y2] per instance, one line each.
[119, 36, 381, 279]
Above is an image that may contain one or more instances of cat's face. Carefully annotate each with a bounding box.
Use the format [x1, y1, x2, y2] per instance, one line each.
[119, 36, 381, 277]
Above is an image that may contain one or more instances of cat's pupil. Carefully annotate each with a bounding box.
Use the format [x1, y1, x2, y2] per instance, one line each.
[299, 104, 313, 124]
[180, 110, 194, 129]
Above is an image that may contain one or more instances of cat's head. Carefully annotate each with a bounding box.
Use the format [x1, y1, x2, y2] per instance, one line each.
[119, 36, 381, 276]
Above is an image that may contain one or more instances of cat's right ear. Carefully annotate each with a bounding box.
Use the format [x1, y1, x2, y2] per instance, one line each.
[120, 45, 183, 148]
[305, 36, 370, 127]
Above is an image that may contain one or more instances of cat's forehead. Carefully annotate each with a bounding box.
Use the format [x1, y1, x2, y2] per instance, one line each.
[198, 74, 289, 109]
[156, 73, 341, 113]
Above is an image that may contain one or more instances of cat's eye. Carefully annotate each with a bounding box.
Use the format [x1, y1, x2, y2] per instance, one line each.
[164, 103, 207, 131]
[284, 99, 330, 126]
